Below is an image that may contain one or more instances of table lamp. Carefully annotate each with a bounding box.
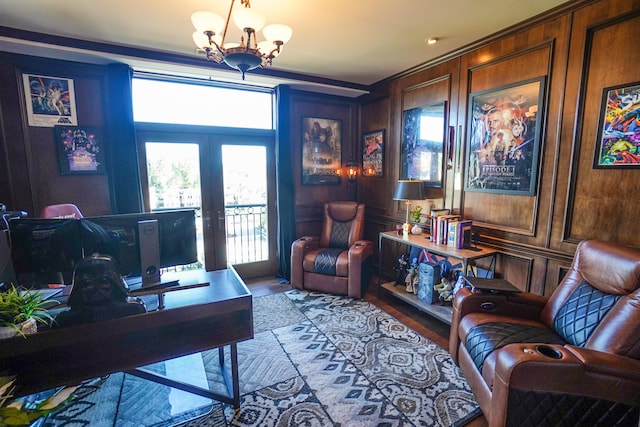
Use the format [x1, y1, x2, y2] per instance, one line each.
[392, 180, 426, 236]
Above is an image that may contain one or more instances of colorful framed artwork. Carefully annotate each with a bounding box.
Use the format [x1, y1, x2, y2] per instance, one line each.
[22, 74, 78, 127]
[400, 101, 447, 187]
[54, 126, 106, 175]
[593, 81, 640, 168]
[465, 77, 546, 195]
[362, 129, 385, 177]
[301, 117, 342, 185]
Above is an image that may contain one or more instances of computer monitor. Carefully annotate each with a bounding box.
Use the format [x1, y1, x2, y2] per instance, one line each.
[80, 209, 198, 279]
[9, 218, 84, 288]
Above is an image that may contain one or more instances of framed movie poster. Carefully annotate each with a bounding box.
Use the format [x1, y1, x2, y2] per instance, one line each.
[54, 126, 106, 175]
[593, 81, 640, 168]
[301, 117, 342, 185]
[362, 129, 384, 177]
[465, 77, 545, 195]
[22, 74, 78, 127]
[400, 101, 447, 187]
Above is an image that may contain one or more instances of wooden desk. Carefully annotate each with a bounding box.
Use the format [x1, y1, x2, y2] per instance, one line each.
[0, 267, 252, 407]
[378, 231, 497, 324]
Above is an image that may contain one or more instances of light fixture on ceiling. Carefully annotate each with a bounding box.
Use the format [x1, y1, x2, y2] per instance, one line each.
[191, 0, 293, 80]
[426, 37, 438, 45]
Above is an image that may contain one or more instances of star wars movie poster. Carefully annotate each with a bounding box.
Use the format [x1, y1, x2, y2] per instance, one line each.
[23, 74, 78, 127]
[465, 78, 545, 195]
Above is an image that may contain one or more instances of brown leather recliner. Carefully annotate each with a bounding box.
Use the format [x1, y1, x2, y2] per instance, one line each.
[449, 239, 640, 426]
[291, 201, 373, 299]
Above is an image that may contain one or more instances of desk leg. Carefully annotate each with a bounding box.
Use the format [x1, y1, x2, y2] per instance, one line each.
[377, 233, 384, 297]
[127, 344, 241, 408]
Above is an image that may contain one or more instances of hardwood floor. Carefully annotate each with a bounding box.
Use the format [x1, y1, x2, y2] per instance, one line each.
[243, 275, 488, 427]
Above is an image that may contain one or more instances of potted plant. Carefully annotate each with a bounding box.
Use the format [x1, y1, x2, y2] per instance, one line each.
[410, 206, 424, 234]
[0, 287, 56, 339]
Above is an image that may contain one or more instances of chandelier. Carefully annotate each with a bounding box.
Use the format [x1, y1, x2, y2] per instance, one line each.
[191, 0, 293, 80]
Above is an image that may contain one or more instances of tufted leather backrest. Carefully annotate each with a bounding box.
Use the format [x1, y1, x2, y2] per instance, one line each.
[541, 240, 640, 359]
[319, 202, 365, 249]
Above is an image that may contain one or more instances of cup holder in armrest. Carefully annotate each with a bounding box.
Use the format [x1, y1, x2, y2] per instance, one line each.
[535, 345, 563, 359]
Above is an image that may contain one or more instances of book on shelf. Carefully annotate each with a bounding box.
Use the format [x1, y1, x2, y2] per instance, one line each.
[429, 209, 450, 243]
[447, 220, 459, 247]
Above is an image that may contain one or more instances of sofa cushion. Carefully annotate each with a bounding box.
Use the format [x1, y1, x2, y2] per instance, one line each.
[466, 321, 565, 373]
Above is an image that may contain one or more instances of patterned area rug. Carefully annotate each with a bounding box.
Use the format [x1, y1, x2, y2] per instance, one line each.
[39, 290, 479, 426]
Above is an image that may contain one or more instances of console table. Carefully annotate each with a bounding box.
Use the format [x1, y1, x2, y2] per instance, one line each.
[378, 231, 497, 324]
[0, 266, 252, 408]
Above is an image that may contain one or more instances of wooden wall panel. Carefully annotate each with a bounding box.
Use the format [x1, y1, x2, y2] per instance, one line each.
[463, 46, 552, 233]
[0, 54, 112, 216]
[359, 96, 391, 216]
[289, 91, 359, 238]
[567, 12, 640, 246]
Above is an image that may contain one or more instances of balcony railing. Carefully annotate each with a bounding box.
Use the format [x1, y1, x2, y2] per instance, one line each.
[225, 203, 268, 265]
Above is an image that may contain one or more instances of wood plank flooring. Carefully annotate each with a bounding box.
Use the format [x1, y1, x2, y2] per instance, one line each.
[243, 275, 488, 427]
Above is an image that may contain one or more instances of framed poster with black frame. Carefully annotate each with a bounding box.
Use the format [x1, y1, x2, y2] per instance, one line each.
[362, 129, 384, 177]
[400, 101, 447, 187]
[54, 126, 106, 175]
[301, 117, 342, 185]
[464, 77, 546, 195]
[593, 81, 640, 168]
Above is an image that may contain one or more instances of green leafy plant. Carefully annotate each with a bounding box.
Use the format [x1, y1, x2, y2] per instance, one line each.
[410, 206, 423, 223]
[0, 287, 56, 336]
[0, 375, 78, 426]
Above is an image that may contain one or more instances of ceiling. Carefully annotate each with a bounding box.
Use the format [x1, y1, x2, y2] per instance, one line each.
[0, 0, 571, 96]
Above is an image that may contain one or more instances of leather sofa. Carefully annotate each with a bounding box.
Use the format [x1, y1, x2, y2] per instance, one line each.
[449, 239, 640, 426]
[291, 201, 373, 299]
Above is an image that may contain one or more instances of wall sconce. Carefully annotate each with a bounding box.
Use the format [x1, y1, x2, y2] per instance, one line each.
[346, 161, 358, 182]
[362, 167, 375, 176]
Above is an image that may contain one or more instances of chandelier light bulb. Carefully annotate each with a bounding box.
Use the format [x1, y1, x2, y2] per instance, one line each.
[263, 24, 293, 44]
[233, 7, 265, 32]
[191, 11, 225, 34]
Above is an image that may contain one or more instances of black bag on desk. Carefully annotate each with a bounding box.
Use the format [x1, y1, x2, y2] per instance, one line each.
[55, 254, 146, 327]
[417, 261, 441, 304]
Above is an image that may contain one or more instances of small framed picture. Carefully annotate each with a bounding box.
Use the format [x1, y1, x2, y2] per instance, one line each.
[593, 81, 640, 168]
[22, 74, 78, 127]
[362, 129, 385, 177]
[54, 126, 106, 175]
[301, 117, 342, 185]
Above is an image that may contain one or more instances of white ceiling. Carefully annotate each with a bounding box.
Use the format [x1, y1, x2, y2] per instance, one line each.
[0, 0, 570, 96]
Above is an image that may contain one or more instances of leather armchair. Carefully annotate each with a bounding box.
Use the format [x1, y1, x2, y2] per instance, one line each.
[449, 239, 640, 426]
[291, 201, 373, 299]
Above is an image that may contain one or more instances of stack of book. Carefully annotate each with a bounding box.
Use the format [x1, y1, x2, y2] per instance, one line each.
[429, 208, 473, 249]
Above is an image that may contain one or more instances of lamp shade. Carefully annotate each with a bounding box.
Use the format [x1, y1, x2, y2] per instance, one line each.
[393, 180, 425, 201]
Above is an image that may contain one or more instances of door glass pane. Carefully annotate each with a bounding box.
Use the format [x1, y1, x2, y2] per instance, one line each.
[222, 145, 268, 265]
[145, 142, 204, 267]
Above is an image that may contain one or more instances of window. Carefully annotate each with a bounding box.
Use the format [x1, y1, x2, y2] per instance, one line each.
[132, 77, 274, 129]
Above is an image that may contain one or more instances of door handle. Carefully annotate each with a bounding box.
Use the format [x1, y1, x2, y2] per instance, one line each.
[204, 211, 212, 230]
[217, 211, 225, 231]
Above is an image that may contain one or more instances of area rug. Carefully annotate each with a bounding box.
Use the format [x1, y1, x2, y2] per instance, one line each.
[39, 290, 479, 426]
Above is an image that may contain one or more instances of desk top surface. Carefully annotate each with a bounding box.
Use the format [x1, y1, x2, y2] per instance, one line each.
[379, 230, 497, 260]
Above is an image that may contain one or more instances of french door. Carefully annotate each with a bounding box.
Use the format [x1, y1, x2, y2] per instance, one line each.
[136, 124, 277, 278]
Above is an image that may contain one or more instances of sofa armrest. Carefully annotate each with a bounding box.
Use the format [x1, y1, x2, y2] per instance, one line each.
[449, 287, 549, 360]
[489, 343, 640, 425]
[347, 240, 373, 298]
[290, 236, 319, 288]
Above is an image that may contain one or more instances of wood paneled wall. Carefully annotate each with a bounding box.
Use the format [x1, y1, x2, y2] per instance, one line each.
[0, 54, 112, 217]
[358, 0, 640, 296]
